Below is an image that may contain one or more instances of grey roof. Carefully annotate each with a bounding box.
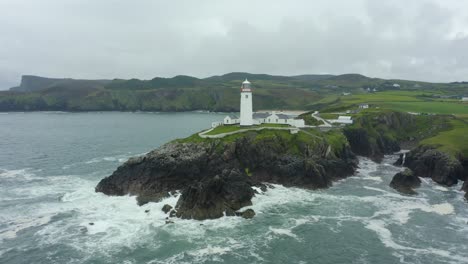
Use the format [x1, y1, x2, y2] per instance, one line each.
[226, 114, 238, 119]
[253, 112, 292, 119]
[253, 112, 270, 119]
[276, 114, 291, 119]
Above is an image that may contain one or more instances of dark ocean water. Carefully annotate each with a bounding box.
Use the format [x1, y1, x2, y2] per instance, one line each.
[0, 112, 467, 264]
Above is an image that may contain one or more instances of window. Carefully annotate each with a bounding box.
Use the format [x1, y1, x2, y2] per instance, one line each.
[245, 95, 248, 99]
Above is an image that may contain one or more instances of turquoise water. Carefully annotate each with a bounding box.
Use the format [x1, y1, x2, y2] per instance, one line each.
[0, 112, 467, 264]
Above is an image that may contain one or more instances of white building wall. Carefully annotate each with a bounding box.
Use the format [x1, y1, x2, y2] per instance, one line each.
[212, 122, 222, 128]
[292, 119, 305, 128]
[240, 91, 253, 126]
[224, 116, 240, 125]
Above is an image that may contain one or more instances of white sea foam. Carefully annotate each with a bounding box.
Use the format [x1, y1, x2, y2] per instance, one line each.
[365, 219, 468, 263]
[424, 203, 455, 215]
[0, 168, 39, 181]
[432, 185, 449, 192]
[0, 215, 52, 241]
[83, 152, 148, 165]
[360, 176, 383, 182]
[187, 245, 233, 259]
[268, 227, 298, 239]
[248, 184, 316, 213]
[251, 186, 264, 194]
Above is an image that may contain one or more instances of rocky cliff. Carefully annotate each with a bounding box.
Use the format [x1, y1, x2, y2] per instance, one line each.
[343, 111, 415, 161]
[395, 145, 467, 186]
[96, 130, 358, 220]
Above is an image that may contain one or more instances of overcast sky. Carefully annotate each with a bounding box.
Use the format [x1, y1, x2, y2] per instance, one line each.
[1, 0, 468, 89]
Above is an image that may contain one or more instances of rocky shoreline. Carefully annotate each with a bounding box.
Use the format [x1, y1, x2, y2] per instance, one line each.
[393, 145, 468, 198]
[96, 131, 358, 220]
[95, 112, 468, 220]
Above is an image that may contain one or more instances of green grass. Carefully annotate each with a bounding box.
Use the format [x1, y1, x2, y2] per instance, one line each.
[205, 125, 242, 135]
[421, 119, 468, 156]
[175, 125, 350, 157]
[301, 114, 324, 126]
[380, 102, 467, 115]
[204, 123, 290, 136]
[456, 114, 468, 122]
[319, 113, 339, 119]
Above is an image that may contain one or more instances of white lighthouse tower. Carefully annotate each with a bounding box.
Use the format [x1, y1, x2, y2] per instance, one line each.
[240, 79, 253, 126]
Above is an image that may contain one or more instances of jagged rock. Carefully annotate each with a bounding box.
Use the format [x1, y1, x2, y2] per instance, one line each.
[88, 222, 94, 226]
[390, 168, 421, 195]
[95, 143, 215, 205]
[165, 220, 174, 224]
[401, 146, 465, 186]
[236, 209, 256, 219]
[175, 169, 254, 220]
[162, 204, 173, 214]
[144, 209, 150, 213]
[169, 210, 177, 218]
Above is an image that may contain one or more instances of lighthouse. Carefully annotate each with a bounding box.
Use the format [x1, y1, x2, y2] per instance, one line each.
[240, 79, 253, 126]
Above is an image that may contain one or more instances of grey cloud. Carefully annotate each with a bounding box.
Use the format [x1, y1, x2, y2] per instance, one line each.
[0, 0, 467, 90]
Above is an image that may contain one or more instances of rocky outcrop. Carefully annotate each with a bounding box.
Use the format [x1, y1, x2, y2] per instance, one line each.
[395, 145, 465, 186]
[96, 131, 358, 220]
[463, 181, 468, 200]
[162, 204, 173, 214]
[390, 168, 421, 195]
[236, 209, 256, 219]
[175, 169, 255, 220]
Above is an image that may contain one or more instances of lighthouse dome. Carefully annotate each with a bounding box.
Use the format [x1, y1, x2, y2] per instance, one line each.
[242, 79, 251, 84]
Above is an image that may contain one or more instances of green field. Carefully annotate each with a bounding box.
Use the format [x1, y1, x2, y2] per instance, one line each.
[316, 91, 468, 115]
[319, 113, 339, 119]
[421, 119, 468, 156]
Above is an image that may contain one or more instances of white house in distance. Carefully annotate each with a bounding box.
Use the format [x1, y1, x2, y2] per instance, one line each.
[329, 116, 353, 124]
[212, 79, 305, 128]
[359, 103, 369, 109]
[462, 97, 468, 102]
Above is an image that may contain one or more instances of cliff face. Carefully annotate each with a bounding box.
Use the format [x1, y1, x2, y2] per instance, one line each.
[343, 111, 416, 161]
[96, 131, 358, 220]
[343, 127, 399, 161]
[395, 145, 466, 186]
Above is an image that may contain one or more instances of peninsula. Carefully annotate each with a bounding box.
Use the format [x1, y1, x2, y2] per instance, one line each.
[96, 79, 468, 220]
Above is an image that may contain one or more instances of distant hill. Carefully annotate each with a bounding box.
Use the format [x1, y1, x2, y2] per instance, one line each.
[10, 75, 112, 92]
[1, 72, 467, 112]
[290, 74, 335, 81]
[204, 72, 294, 82]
